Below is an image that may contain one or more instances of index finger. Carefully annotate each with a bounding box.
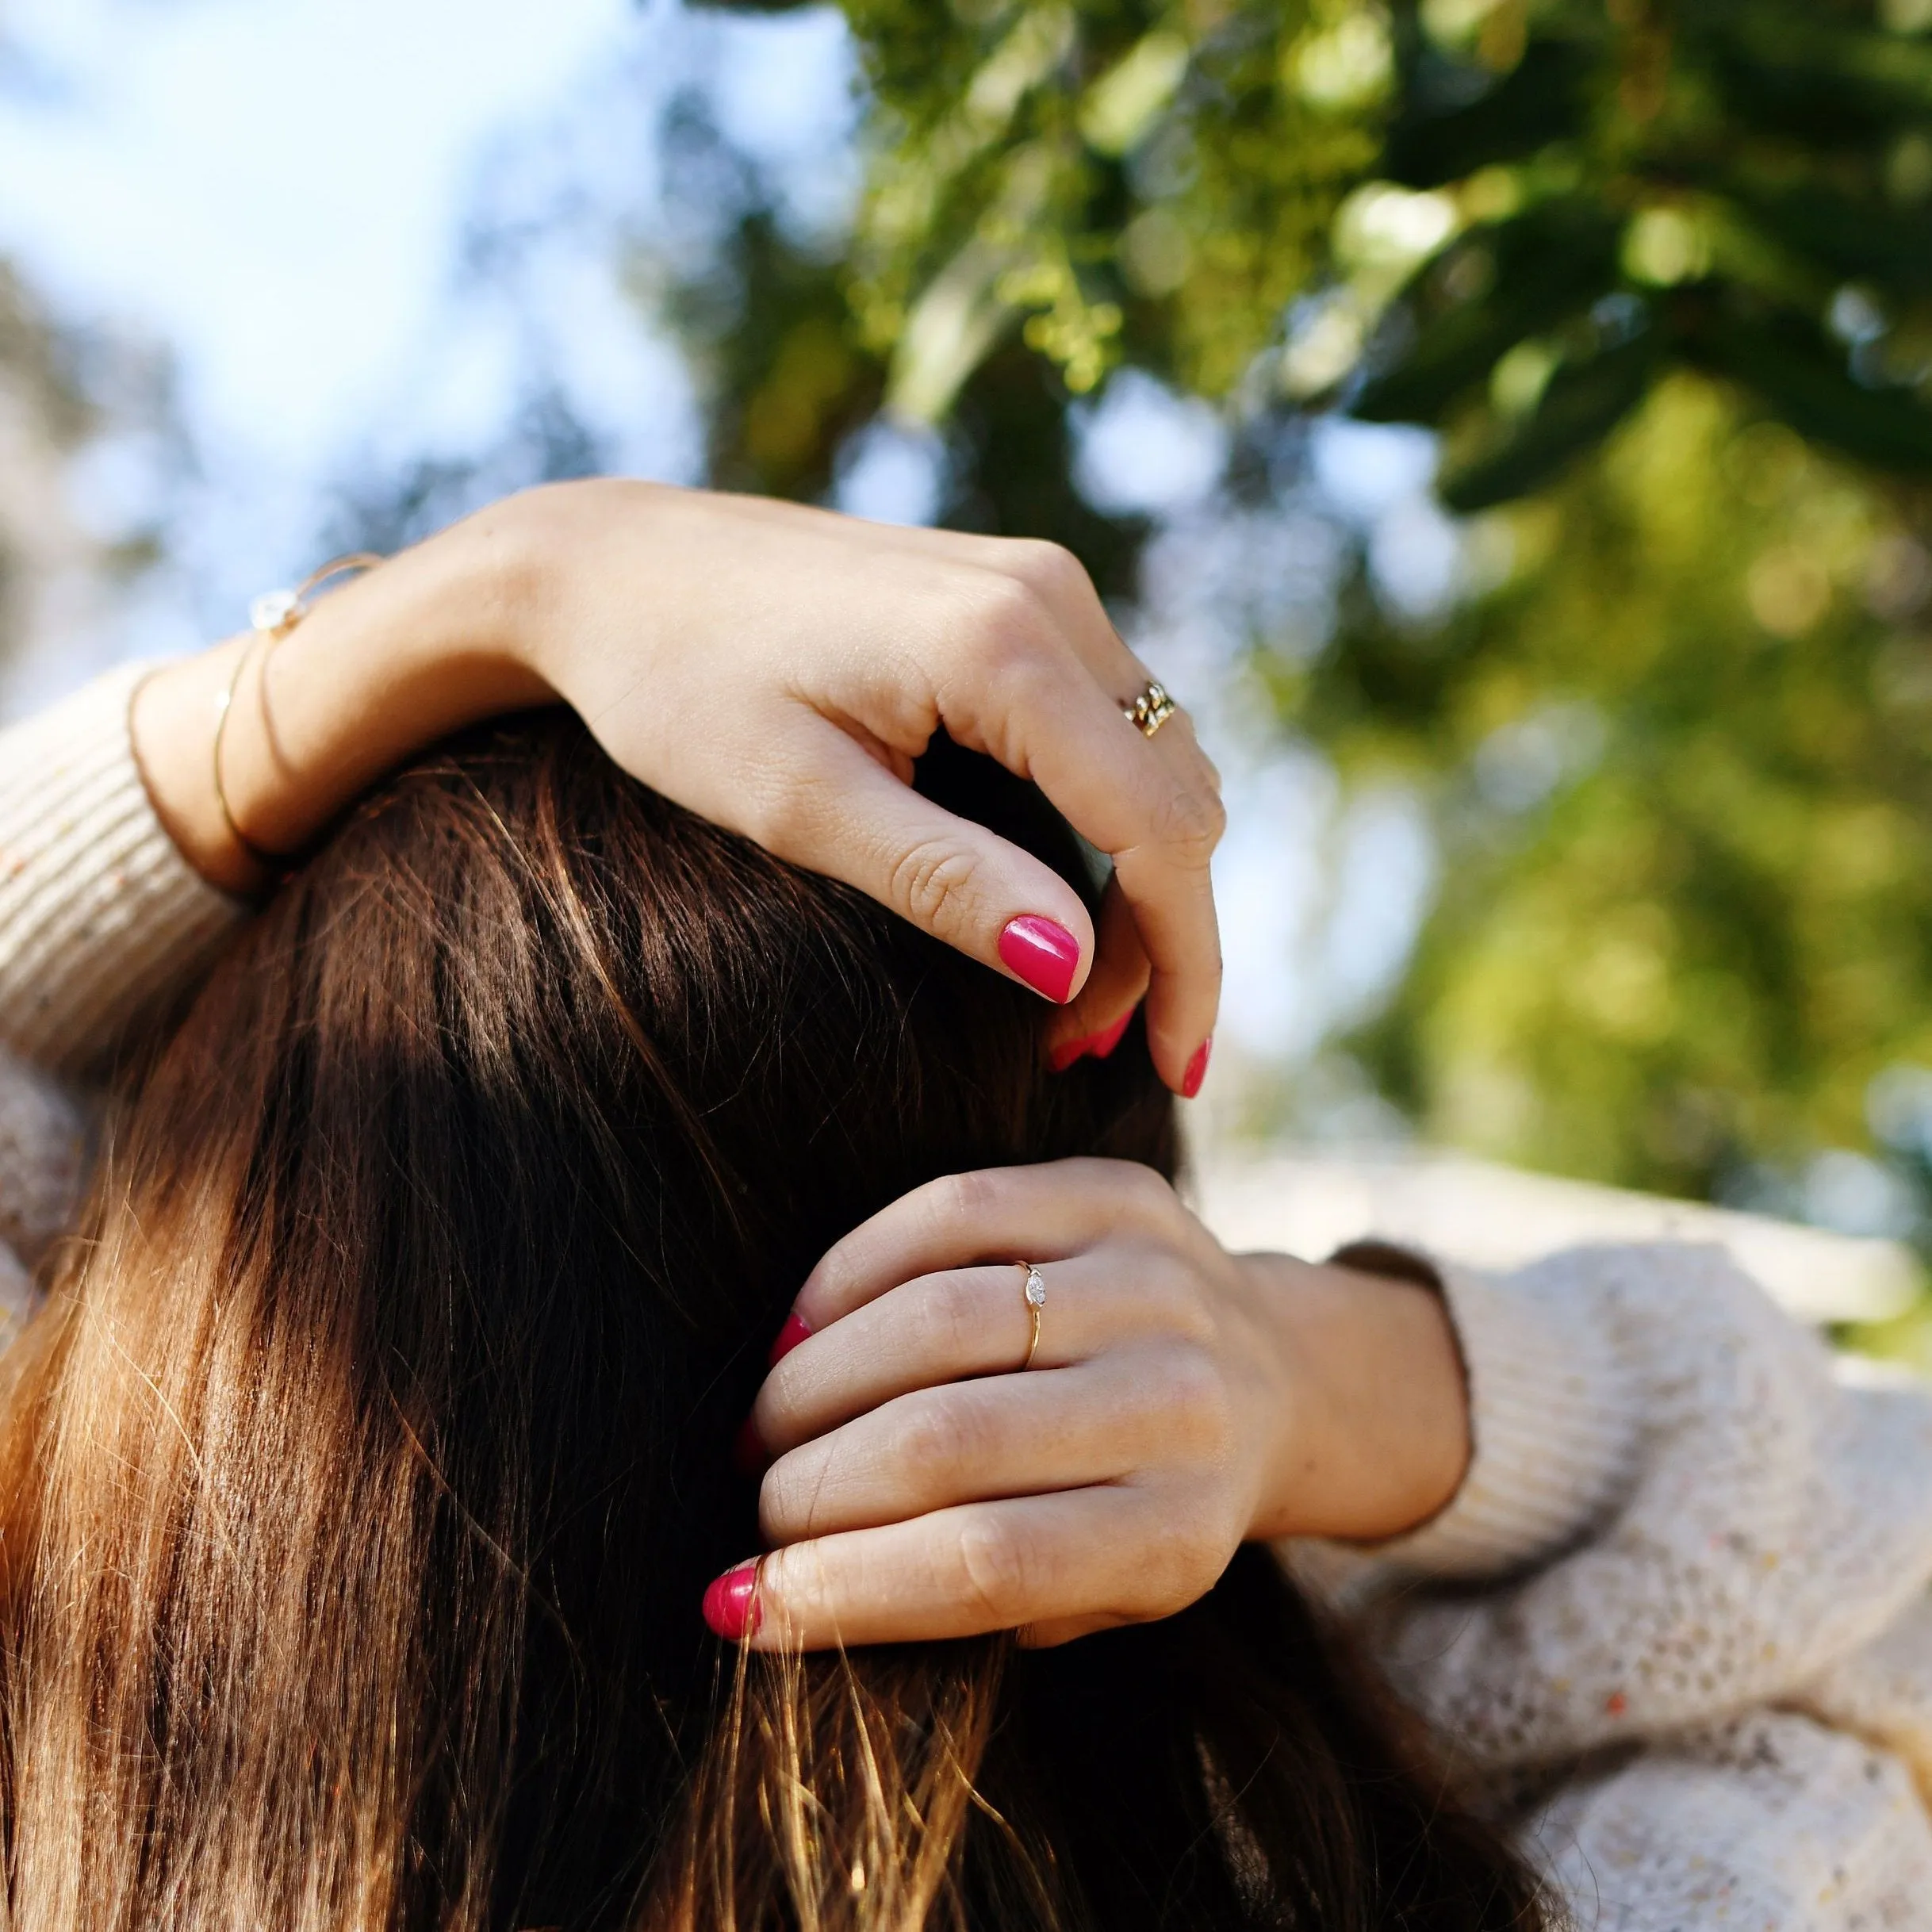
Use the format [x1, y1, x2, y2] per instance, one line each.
[937, 638, 1223, 1096]
[791, 1158, 1186, 1334]
[950, 541, 1225, 1091]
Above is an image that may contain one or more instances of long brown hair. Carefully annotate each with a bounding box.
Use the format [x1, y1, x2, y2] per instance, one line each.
[0, 717, 1542, 1930]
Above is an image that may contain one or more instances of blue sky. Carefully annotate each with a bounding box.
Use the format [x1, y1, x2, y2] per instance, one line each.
[0, 0, 646, 458]
[0, 0, 861, 638]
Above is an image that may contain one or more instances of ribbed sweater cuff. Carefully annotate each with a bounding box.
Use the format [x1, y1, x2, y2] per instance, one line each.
[0, 665, 246, 1075]
[1373, 1258, 1640, 1579]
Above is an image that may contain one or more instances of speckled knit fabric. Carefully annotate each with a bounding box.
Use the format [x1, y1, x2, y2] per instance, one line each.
[1344, 1245, 1932, 1925]
[0, 1045, 83, 1351]
[4, 669, 1932, 1927]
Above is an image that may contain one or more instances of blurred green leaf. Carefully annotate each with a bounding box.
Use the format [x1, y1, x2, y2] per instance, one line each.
[1355, 199, 1623, 423]
[1724, 180, 1932, 297]
[1384, 36, 1596, 190]
[1704, 6, 1932, 146]
[1442, 329, 1661, 510]
[1684, 301, 1932, 473]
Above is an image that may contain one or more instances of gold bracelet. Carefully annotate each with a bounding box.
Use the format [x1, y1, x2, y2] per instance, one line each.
[213, 552, 384, 871]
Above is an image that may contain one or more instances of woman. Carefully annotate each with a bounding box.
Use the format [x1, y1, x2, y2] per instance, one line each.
[2, 483, 1931, 1924]
[0, 709, 1544, 1926]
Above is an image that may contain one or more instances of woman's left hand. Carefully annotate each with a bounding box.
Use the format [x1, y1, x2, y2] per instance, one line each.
[132, 483, 1226, 1092]
[713, 1160, 1471, 1649]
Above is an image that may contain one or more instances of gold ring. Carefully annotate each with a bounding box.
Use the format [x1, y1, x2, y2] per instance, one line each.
[1018, 1262, 1046, 1369]
[1121, 680, 1178, 739]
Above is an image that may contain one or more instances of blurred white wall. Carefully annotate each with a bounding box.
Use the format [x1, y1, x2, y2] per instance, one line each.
[1187, 1142, 1922, 1326]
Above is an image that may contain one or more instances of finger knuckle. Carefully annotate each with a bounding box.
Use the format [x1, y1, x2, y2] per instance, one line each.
[964, 575, 1054, 671]
[757, 1462, 813, 1541]
[1152, 780, 1229, 868]
[900, 1391, 989, 1479]
[907, 1273, 975, 1368]
[1137, 1513, 1229, 1617]
[1173, 1522, 1232, 1604]
[1155, 1346, 1238, 1456]
[954, 1517, 1050, 1627]
[930, 1167, 1002, 1234]
[1149, 1259, 1217, 1344]
[761, 1539, 821, 1620]
[1110, 1160, 1180, 1229]
[887, 833, 983, 935]
[1003, 538, 1091, 602]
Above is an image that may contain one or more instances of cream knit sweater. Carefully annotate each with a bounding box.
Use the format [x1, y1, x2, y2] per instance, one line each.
[4, 669, 1932, 1928]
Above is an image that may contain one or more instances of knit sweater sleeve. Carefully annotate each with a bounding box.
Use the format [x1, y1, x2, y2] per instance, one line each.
[1365, 1249, 1644, 1579]
[0, 666, 245, 1075]
[1341, 1242, 1932, 1927]
[1362, 1244, 1932, 1769]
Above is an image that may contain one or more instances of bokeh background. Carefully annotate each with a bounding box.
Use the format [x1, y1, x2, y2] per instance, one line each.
[7, 0, 1932, 1354]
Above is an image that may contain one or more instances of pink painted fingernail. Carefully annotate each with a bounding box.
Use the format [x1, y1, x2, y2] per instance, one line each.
[703, 1559, 762, 1640]
[732, 1414, 769, 1478]
[769, 1312, 812, 1366]
[1182, 1035, 1213, 1099]
[999, 916, 1081, 1005]
[1048, 1006, 1134, 1072]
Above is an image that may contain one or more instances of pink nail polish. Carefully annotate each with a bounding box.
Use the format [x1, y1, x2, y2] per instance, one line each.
[1182, 1035, 1213, 1099]
[732, 1415, 769, 1478]
[769, 1312, 812, 1366]
[703, 1559, 762, 1640]
[999, 916, 1081, 1005]
[1048, 1006, 1134, 1073]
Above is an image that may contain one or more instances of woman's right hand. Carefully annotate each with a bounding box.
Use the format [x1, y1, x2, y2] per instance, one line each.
[132, 481, 1223, 1090]
[717, 1160, 1471, 1650]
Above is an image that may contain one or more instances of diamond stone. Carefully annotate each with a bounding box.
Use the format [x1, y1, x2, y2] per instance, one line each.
[1024, 1267, 1046, 1307]
[249, 588, 301, 634]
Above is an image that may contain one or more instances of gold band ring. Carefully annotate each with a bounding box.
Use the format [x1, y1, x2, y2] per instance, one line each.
[1121, 680, 1179, 740]
[1018, 1263, 1046, 1369]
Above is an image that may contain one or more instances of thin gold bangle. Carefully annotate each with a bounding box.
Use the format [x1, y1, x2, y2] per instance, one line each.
[211, 634, 278, 869]
[213, 552, 385, 872]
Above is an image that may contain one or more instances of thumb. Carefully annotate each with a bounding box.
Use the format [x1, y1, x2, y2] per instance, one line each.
[758, 729, 1095, 1006]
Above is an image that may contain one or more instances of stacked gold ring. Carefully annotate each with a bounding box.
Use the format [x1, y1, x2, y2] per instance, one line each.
[1121, 680, 1178, 739]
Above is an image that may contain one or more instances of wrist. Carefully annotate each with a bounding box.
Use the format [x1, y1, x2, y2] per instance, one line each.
[133, 523, 554, 894]
[130, 643, 270, 896]
[1241, 1252, 1470, 1546]
[428, 486, 567, 684]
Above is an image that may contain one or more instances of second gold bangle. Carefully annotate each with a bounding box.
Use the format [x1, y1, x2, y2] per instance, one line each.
[212, 552, 384, 872]
[211, 633, 279, 869]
